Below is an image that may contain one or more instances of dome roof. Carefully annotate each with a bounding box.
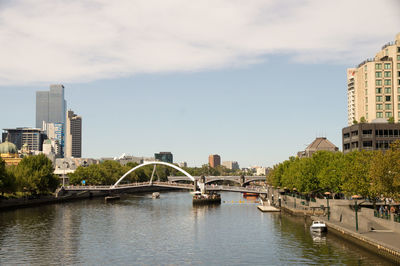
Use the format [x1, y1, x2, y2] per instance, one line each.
[0, 141, 18, 154]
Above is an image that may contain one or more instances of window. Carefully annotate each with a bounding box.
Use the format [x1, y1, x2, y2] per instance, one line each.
[376, 104, 383, 110]
[398, 104, 400, 110]
[363, 141, 372, 147]
[365, 81, 368, 87]
[366, 105, 368, 111]
[376, 72, 382, 78]
[366, 113, 368, 120]
[385, 112, 393, 118]
[386, 95, 391, 101]
[364, 65, 368, 71]
[385, 87, 391, 94]
[398, 80, 400, 85]
[365, 97, 368, 103]
[398, 95, 400, 101]
[384, 63, 391, 69]
[398, 47, 400, 53]
[376, 87, 382, 94]
[376, 96, 382, 102]
[384, 71, 391, 77]
[376, 80, 382, 86]
[365, 73, 368, 79]
[398, 55, 400, 61]
[398, 87, 400, 94]
[384, 80, 391, 86]
[398, 71, 400, 77]
[385, 104, 392, 110]
[377, 112, 383, 118]
[376, 63, 382, 70]
[398, 63, 400, 69]
[365, 89, 368, 95]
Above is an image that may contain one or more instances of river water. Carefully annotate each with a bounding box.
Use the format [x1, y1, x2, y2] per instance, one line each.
[0, 192, 391, 265]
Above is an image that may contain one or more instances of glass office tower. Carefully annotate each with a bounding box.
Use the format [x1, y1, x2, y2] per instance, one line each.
[36, 85, 66, 128]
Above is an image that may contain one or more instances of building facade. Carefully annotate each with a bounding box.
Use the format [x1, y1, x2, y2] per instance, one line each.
[2, 128, 46, 152]
[154, 152, 173, 163]
[347, 33, 400, 125]
[43, 121, 64, 156]
[65, 110, 82, 158]
[36, 84, 66, 128]
[208, 154, 221, 168]
[342, 120, 400, 153]
[221, 161, 239, 170]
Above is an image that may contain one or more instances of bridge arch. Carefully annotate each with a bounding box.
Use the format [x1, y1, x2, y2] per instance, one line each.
[111, 161, 196, 188]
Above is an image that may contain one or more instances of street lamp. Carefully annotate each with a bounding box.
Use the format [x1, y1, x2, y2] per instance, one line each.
[324, 192, 331, 221]
[352, 195, 362, 232]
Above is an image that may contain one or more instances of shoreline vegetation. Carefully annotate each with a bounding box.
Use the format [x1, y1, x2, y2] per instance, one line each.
[267, 140, 400, 201]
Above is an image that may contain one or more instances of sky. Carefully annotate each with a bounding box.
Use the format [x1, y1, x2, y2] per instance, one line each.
[1, 0, 399, 167]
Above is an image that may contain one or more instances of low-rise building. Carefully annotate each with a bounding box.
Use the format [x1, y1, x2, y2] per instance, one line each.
[298, 137, 339, 158]
[222, 161, 239, 170]
[342, 119, 400, 153]
[155, 152, 173, 163]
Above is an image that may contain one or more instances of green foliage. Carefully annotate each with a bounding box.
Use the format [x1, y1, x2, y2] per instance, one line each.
[388, 117, 395, 124]
[0, 158, 16, 195]
[359, 117, 367, 123]
[13, 154, 59, 195]
[353, 119, 358, 125]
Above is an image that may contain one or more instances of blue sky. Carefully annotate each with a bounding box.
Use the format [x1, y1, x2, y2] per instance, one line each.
[0, 0, 399, 167]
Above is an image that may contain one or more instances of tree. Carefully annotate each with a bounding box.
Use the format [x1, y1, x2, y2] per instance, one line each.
[359, 117, 367, 123]
[14, 154, 59, 195]
[353, 119, 358, 125]
[0, 158, 16, 196]
[388, 117, 395, 124]
[341, 151, 373, 197]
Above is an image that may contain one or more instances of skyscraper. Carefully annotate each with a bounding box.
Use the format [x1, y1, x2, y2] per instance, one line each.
[347, 33, 400, 125]
[36, 84, 66, 128]
[66, 110, 82, 158]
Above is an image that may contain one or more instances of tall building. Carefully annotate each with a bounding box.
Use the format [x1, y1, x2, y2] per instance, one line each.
[154, 152, 173, 163]
[36, 84, 66, 128]
[43, 121, 64, 156]
[347, 33, 400, 125]
[2, 128, 46, 152]
[208, 154, 221, 168]
[65, 110, 82, 158]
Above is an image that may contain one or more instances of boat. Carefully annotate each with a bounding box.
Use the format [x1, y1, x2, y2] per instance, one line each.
[152, 192, 160, 199]
[310, 220, 327, 233]
[192, 192, 221, 205]
[242, 192, 259, 197]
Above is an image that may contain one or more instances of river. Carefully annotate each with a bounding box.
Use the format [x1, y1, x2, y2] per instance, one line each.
[0, 192, 391, 265]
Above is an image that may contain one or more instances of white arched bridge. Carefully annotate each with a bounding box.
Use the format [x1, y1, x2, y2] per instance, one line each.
[60, 161, 267, 196]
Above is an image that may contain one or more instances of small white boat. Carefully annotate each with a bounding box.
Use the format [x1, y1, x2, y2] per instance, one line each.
[152, 192, 160, 199]
[310, 221, 327, 233]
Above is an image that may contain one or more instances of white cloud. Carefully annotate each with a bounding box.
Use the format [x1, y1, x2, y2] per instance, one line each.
[0, 0, 398, 85]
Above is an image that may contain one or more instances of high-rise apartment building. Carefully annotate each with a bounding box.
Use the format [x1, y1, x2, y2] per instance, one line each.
[208, 154, 221, 168]
[36, 84, 66, 128]
[347, 33, 400, 125]
[65, 110, 82, 158]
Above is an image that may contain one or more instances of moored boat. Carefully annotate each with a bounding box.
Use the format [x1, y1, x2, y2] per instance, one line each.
[152, 192, 160, 199]
[193, 192, 221, 205]
[310, 221, 327, 233]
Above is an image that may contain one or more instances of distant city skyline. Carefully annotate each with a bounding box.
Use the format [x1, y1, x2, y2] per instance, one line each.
[1, 0, 399, 167]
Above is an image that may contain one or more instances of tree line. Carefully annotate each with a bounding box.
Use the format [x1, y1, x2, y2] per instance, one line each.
[0, 154, 59, 197]
[267, 140, 400, 200]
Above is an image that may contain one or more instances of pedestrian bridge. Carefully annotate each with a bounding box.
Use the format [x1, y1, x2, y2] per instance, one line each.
[59, 161, 267, 196]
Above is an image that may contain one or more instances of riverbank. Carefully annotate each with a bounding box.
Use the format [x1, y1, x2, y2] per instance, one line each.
[267, 187, 400, 263]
